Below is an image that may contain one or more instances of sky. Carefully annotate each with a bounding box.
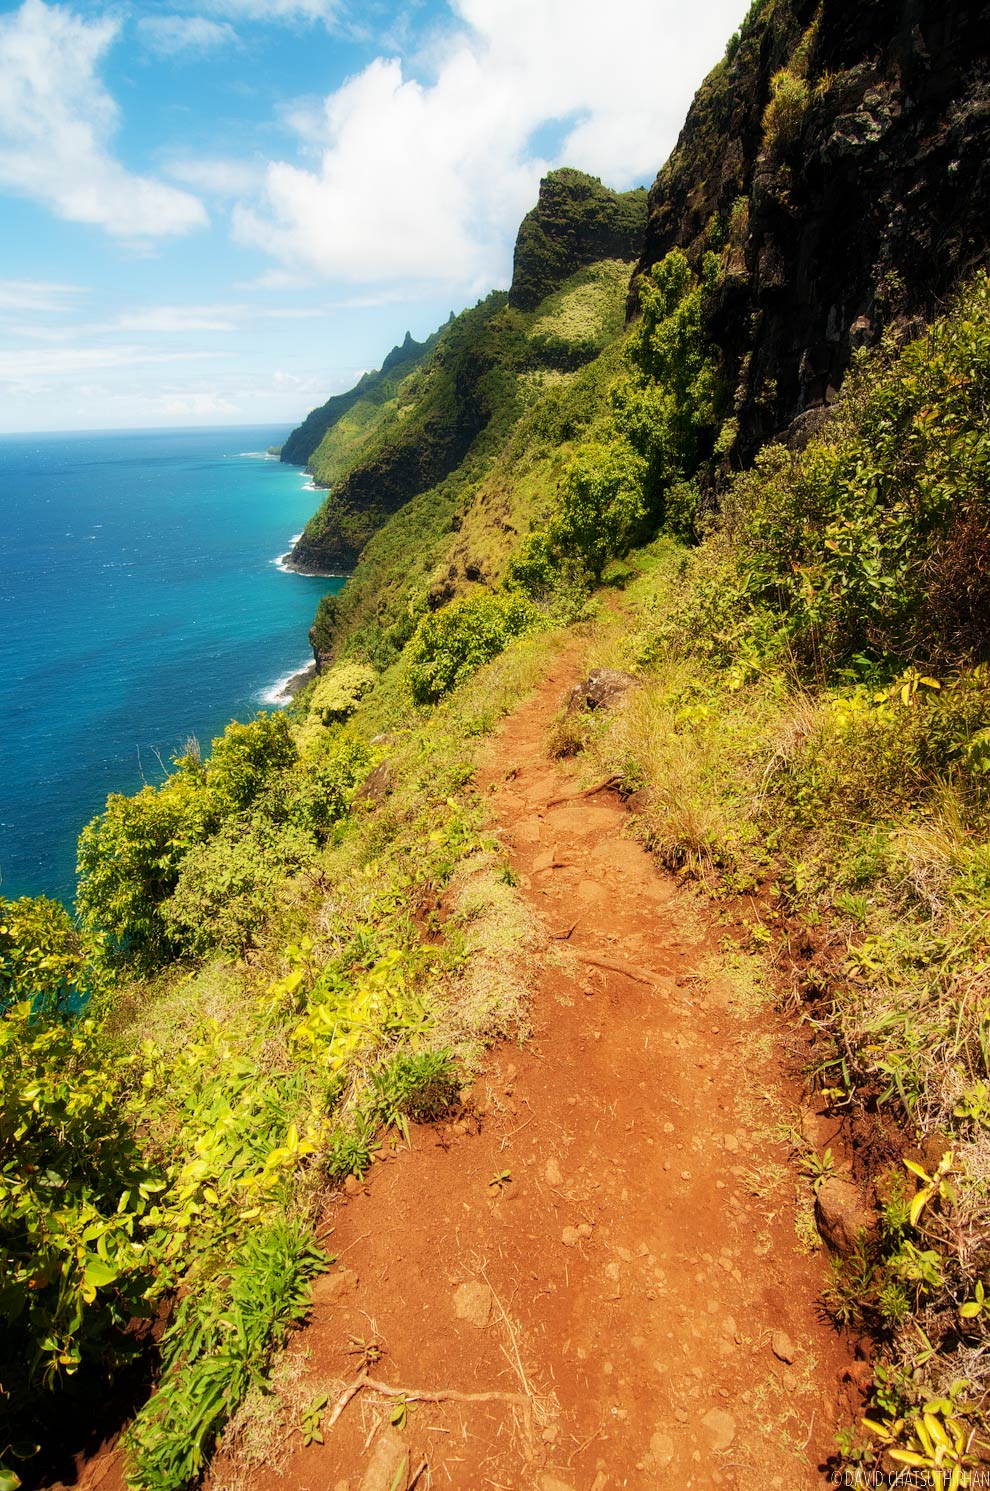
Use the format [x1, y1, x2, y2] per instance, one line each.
[0, 0, 750, 434]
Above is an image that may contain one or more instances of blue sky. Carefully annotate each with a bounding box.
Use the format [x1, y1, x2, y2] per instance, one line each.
[0, 0, 749, 433]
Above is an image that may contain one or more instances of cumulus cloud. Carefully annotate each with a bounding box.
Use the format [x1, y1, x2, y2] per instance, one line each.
[235, 0, 746, 290]
[0, 0, 206, 237]
[137, 14, 238, 57]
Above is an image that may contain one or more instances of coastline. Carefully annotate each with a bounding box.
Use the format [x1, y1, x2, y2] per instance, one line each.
[260, 659, 317, 707]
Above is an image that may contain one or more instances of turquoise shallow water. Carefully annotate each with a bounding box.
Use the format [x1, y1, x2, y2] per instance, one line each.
[0, 426, 343, 905]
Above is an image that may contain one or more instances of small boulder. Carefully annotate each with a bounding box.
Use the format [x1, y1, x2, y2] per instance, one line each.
[701, 1408, 736, 1452]
[453, 1279, 493, 1328]
[359, 1428, 409, 1491]
[565, 668, 638, 715]
[310, 1267, 359, 1306]
[646, 1430, 675, 1469]
[355, 761, 394, 805]
[815, 1176, 875, 1256]
[771, 1330, 796, 1364]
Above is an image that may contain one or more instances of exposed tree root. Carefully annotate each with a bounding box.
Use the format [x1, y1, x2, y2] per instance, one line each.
[545, 773, 622, 809]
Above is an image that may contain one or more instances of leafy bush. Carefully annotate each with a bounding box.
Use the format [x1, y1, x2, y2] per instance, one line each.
[162, 819, 318, 958]
[0, 896, 93, 1014]
[728, 275, 990, 673]
[76, 761, 212, 968]
[203, 713, 297, 818]
[77, 715, 300, 968]
[125, 1220, 326, 1491]
[309, 663, 377, 724]
[616, 247, 723, 507]
[0, 1002, 159, 1430]
[408, 591, 542, 705]
[367, 1048, 460, 1131]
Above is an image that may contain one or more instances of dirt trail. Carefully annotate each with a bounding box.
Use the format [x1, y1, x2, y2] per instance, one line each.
[211, 647, 853, 1491]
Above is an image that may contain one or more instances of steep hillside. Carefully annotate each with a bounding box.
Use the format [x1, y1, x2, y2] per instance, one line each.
[508, 166, 647, 311]
[283, 170, 646, 577]
[631, 0, 990, 458]
[278, 328, 439, 469]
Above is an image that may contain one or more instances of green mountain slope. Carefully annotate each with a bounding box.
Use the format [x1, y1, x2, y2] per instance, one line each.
[278, 328, 440, 470]
[283, 170, 647, 576]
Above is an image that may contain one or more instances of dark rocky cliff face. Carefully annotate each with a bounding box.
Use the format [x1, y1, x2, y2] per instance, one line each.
[510, 169, 647, 312]
[632, 0, 990, 460]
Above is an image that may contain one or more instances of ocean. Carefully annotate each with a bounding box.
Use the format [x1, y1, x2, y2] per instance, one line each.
[0, 426, 344, 906]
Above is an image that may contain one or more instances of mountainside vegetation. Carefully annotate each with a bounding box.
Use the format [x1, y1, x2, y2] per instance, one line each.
[277, 328, 441, 470]
[4, 2, 990, 1487]
[283, 170, 646, 578]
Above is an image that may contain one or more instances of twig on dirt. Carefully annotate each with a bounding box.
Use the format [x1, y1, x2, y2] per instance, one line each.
[574, 952, 655, 986]
[499, 1113, 534, 1149]
[801, 1410, 816, 1451]
[567, 1408, 608, 1466]
[477, 1265, 534, 1404]
[546, 774, 622, 809]
[335, 1230, 371, 1255]
[328, 1371, 532, 1423]
[409, 1458, 429, 1488]
[326, 1375, 368, 1433]
[549, 921, 578, 940]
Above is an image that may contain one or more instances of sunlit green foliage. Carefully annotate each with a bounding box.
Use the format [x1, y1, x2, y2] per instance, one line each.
[0, 1001, 159, 1415]
[309, 663, 377, 724]
[76, 714, 299, 967]
[408, 590, 542, 704]
[511, 248, 724, 589]
[125, 1221, 327, 1491]
[728, 274, 990, 672]
[0, 896, 93, 1014]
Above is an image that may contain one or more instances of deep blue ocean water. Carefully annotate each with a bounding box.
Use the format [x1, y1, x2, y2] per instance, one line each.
[0, 426, 344, 905]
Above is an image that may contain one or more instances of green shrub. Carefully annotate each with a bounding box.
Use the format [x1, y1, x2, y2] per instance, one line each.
[408, 591, 542, 705]
[309, 663, 376, 725]
[728, 275, 990, 673]
[0, 1002, 159, 1436]
[761, 67, 809, 150]
[552, 438, 647, 582]
[0, 896, 94, 1014]
[125, 1220, 326, 1491]
[162, 819, 318, 958]
[204, 713, 298, 818]
[77, 715, 300, 968]
[76, 761, 212, 968]
[367, 1048, 460, 1132]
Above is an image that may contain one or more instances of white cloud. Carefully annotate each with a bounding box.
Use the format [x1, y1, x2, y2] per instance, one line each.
[153, 391, 240, 418]
[0, 277, 83, 312]
[137, 14, 238, 57]
[0, 0, 206, 237]
[0, 345, 216, 398]
[167, 155, 266, 198]
[198, 0, 339, 23]
[115, 305, 241, 332]
[235, 0, 747, 290]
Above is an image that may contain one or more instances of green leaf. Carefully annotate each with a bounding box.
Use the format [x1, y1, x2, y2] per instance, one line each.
[83, 1256, 119, 1290]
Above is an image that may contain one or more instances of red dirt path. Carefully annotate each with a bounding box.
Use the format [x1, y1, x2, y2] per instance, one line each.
[211, 648, 854, 1491]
